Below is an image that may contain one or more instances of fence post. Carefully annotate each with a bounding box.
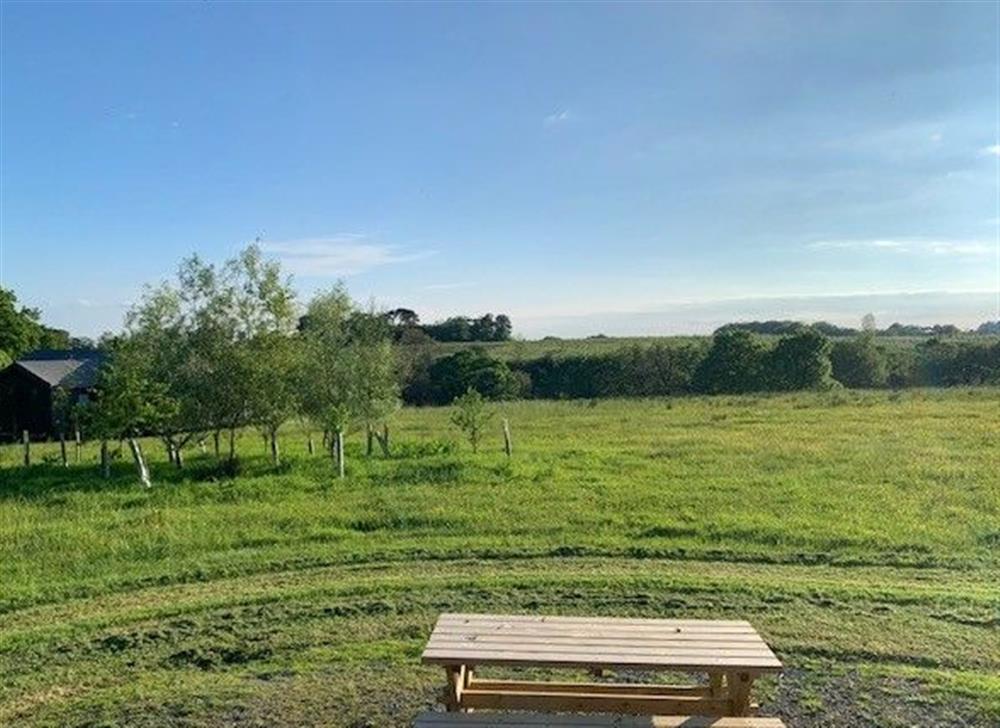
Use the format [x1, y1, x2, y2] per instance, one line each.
[100, 440, 110, 478]
[75, 427, 82, 464]
[22, 430, 30, 467]
[502, 418, 512, 458]
[60, 432, 68, 467]
[336, 429, 345, 479]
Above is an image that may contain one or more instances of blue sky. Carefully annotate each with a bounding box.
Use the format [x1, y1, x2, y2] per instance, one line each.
[1, 1, 998, 337]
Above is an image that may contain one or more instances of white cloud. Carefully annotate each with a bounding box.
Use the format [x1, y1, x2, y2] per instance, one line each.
[924, 241, 992, 256]
[929, 132, 942, 142]
[262, 235, 433, 277]
[980, 144, 1000, 157]
[543, 109, 572, 127]
[423, 282, 476, 291]
[808, 239, 907, 251]
[807, 239, 992, 257]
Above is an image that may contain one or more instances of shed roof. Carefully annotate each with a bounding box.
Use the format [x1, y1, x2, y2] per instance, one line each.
[11, 350, 105, 389]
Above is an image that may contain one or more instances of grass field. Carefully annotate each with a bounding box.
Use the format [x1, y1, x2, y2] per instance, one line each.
[1, 389, 998, 727]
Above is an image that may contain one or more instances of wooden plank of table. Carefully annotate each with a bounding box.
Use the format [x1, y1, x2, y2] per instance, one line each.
[440, 614, 753, 628]
[436, 616, 757, 634]
[414, 715, 786, 728]
[423, 613, 782, 672]
[433, 632, 771, 655]
[424, 649, 779, 671]
[467, 678, 713, 697]
[458, 687, 731, 715]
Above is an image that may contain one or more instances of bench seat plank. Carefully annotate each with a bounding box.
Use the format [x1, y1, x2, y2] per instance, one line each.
[414, 713, 785, 727]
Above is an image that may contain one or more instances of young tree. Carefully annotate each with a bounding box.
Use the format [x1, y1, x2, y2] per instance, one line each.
[125, 283, 205, 467]
[450, 388, 494, 453]
[300, 287, 357, 477]
[349, 307, 400, 456]
[79, 342, 177, 487]
[247, 332, 302, 465]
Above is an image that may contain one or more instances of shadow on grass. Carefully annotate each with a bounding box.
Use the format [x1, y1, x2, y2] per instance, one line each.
[0, 454, 286, 501]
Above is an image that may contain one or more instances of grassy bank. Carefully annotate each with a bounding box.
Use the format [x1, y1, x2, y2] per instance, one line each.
[1, 389, 998, 726]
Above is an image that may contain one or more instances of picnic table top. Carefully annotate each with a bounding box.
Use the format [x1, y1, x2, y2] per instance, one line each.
[421, 613, 783, 674]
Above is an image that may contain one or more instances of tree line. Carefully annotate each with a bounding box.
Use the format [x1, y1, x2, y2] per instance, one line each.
[385, 308, 512, 342]
[0, 288, 95, 368]
[405, 327, 1000, 404]
[716, 318, 998, 338]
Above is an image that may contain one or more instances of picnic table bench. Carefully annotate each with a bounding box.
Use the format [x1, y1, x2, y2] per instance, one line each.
[421, 614, 782, 718]
[415, 715, 786, 728]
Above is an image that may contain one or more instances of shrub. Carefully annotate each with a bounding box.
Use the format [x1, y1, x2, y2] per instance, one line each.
[766, 329, 834, 391]
[693, 329, 769, 394]
[427, 350, 525, 404]
[831, 334, 888, 388]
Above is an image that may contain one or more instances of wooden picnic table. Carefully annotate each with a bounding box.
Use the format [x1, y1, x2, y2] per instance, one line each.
[421, 613, 782, 717]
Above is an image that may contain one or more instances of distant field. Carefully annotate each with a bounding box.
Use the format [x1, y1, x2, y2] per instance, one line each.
[1, 389, 998, 727]
[432, 333, 997, 361]
[433, 335, 705, 360]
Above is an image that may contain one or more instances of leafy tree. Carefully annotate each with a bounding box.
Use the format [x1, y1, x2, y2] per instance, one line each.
[78, 342, 177, 487]
[450, 388, 494, 453]
[300, 286, 357, 476]
[0, 287, 42, 360]
[493, 314, 513, 341]
[470, 314, 495, 341]
[385, 307, 420, 328]
[247, 332, 302, 465]
[349, 306, 400, 455]
[767, 329, 834, 391]
[830, 334, 887, 388]
[122, 244, 299, 466]
[693, 329, 769, 394]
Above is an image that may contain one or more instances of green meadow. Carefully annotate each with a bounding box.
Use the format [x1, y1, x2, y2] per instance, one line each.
[1, 388, 998, 727]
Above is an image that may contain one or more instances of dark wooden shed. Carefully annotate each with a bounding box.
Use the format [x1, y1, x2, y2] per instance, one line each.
[0, 350, 105, 440]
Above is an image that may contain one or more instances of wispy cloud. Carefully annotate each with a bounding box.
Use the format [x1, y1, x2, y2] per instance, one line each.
[980, 144, 1000, 157]
[543, 109, 572, 127]
[423, 282, 476, 291]
[807, 238, 992, 257]
[808, 239, 907, 251]
[262, 235, 433, 276]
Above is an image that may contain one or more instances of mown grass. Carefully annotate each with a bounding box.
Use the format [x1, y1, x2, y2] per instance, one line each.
[1, 388, 998, 727]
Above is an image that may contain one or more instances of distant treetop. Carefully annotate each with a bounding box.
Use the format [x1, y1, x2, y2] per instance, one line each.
[715, 319, 991, 338]
[387, 311, 512, 343]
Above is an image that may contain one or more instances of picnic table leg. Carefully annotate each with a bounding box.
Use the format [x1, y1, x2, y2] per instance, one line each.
[726, 671, 754, 716]
[709, 672, 724, 698]
[443, 665, 465, 711]
[464, 668, 475, 712]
